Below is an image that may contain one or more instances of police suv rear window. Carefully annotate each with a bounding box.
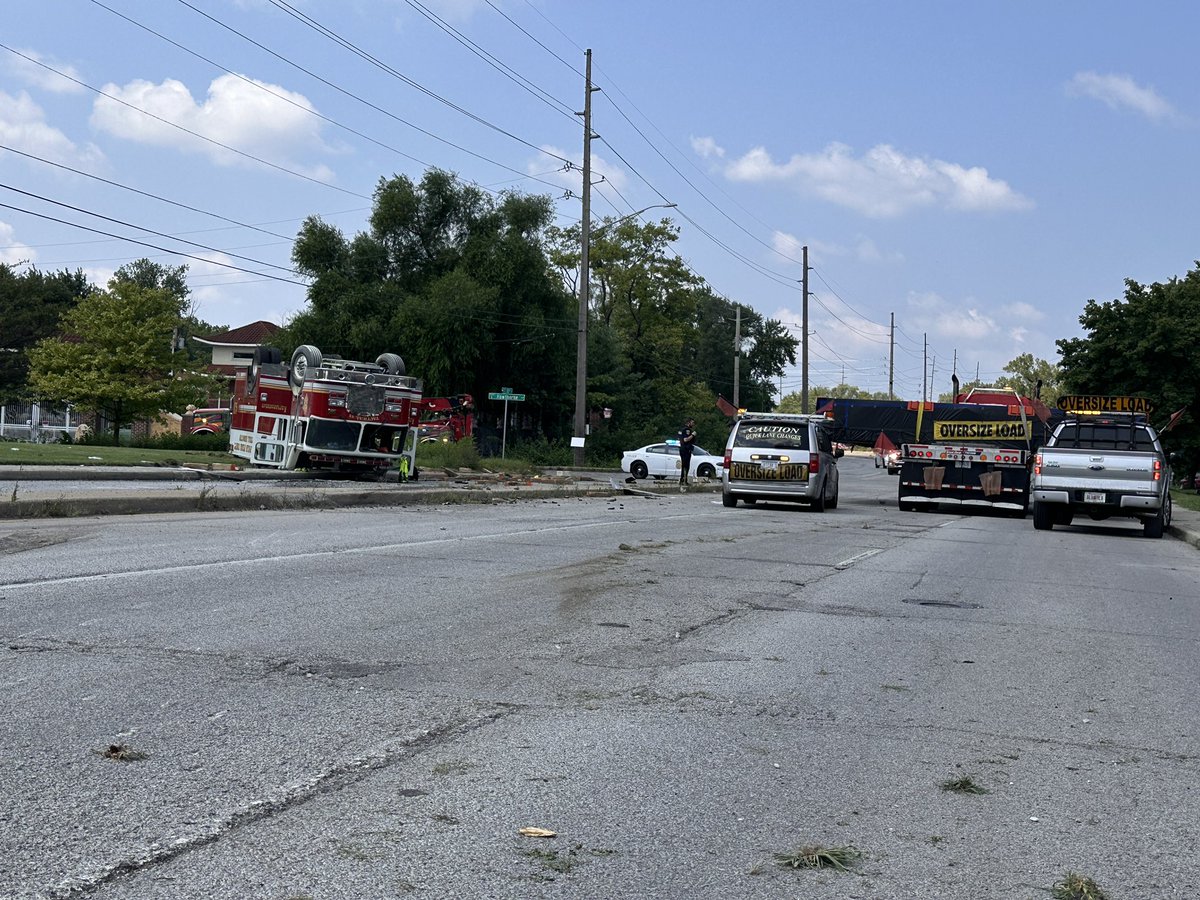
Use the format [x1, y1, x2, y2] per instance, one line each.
[733, 423, 810, 450]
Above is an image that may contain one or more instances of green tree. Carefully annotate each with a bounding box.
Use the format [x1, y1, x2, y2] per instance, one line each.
[110, 259, 226, 366]
[0, 264, 94, 403]
[1057, 265, 1200, 468]
[547, 215, 796, 457]
[27, 279, 212, 443]
[283, 170, 575, 439]
[995, 353, 1061, 402]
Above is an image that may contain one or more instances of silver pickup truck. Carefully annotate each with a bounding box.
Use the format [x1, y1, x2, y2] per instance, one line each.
[1031, 414, 1172, 537]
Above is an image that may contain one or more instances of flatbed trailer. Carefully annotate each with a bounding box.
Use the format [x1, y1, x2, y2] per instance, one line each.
[818, 392, 1061, 516]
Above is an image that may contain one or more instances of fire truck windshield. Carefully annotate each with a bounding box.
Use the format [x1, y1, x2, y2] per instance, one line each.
[306, 420, 360, 452]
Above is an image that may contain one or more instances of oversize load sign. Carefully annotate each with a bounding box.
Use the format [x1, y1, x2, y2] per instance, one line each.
[933, 420, 1032, 441]
[1056, 395, 1153, 414]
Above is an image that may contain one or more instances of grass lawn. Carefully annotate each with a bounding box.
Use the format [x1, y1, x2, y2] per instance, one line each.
[1, 442, 243, 467]
[1172, 487, 1200, 513]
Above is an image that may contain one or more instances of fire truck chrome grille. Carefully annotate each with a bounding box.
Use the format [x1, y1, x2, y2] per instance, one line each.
[347, 384, 385, 416]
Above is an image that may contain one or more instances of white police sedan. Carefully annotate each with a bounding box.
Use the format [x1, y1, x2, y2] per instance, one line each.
[620, 441, 725, 480]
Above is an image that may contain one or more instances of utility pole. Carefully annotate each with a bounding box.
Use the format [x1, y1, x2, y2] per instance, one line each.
[732, 304, 741, 409]
[572, 49, 597, 467]
[922, 332, 928, 403]
[801, 244, 809, 413]
[888, 312, 895, 399]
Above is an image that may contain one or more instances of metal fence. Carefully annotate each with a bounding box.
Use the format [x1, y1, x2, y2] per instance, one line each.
[0, 403, 78, 442]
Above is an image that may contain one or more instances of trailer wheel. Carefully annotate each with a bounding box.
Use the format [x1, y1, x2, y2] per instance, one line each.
[376, 353, 406, 375]
[290, 345, 322, 390]
[1032, 501, 1053, 531]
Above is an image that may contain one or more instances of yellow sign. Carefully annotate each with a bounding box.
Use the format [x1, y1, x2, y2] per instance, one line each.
[1056, 395, 1153, 414]
[933, 420, 1032, 442]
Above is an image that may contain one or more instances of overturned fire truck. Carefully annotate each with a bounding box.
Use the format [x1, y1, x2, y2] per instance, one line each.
[228, 345, 421, 475]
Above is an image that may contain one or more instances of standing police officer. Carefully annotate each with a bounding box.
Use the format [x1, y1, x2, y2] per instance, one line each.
[678, 417, 696, 490]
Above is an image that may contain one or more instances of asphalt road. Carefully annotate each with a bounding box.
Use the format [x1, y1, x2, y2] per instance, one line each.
[2, 457, 1198, 899]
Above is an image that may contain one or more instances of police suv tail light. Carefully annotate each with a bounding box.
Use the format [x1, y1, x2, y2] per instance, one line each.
[724, 449, 732, 467]
[809, 452, 820, 474]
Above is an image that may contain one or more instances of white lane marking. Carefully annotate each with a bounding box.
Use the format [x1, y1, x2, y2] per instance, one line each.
[834, 548, 883, 570]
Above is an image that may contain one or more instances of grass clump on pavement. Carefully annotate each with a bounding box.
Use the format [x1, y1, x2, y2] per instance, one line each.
[774, 844, 861, 871]
[1051, 872, 1110, 900]
[940, 774, 989, 794]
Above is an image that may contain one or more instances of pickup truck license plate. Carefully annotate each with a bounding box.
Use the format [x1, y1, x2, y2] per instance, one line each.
[1083, 491, 1105, 504]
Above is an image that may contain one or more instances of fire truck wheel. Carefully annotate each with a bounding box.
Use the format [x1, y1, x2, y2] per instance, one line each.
[290, 345, 323, 389]
[376, 353, 406, 375]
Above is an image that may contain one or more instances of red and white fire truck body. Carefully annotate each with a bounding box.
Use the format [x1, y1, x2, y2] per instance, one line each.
[229, 345, 420, 474]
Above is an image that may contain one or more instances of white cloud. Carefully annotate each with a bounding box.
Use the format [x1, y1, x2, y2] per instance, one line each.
[772, 231, 902, 268]
[90, 74, 335, 178]
[906, 291, 998, 341]
[690, 135, 725, 159]
[1000, 301, 1045, 321]
[0, 90, 105, 169]
[771, 230, 806, 261]
[0, 221, 36, 266]
[1066, 71, 1179, 123]
[4, 48, 86, 94]
[726, 142, 1033, 218]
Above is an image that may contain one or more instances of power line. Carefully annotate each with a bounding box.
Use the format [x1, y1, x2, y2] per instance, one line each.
[0, 183, 298, 275]
[263, 0, 575, 164]
[0, 201, 307, 286]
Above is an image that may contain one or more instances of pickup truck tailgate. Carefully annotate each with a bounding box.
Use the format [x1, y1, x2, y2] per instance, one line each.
[1040, 449, 1158, 493]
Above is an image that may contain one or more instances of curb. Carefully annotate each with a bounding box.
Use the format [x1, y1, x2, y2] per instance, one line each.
[0, 480, 722, 520]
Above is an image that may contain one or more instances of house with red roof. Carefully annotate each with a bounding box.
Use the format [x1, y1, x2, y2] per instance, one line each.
[193, 320, 281, 379]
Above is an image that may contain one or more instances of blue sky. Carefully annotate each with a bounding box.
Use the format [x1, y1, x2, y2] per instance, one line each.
[3, 1, 1198, 401]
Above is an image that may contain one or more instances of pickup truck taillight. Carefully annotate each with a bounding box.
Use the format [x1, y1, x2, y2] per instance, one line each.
[1154, 458, 1162, 481]
[809, 452, 820, 474]
[1034, 452, 1042, 476]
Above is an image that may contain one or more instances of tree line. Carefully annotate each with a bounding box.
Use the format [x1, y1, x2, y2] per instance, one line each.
[3, 168, 1197, 467]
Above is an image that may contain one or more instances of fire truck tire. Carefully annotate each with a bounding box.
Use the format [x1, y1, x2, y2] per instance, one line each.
[253, 346, 281, 365]
[1032, 501, 1053, 531]
[376, 353, 406, 375]
[630, 460, 648, 479]
[290, 345, 322, 389]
